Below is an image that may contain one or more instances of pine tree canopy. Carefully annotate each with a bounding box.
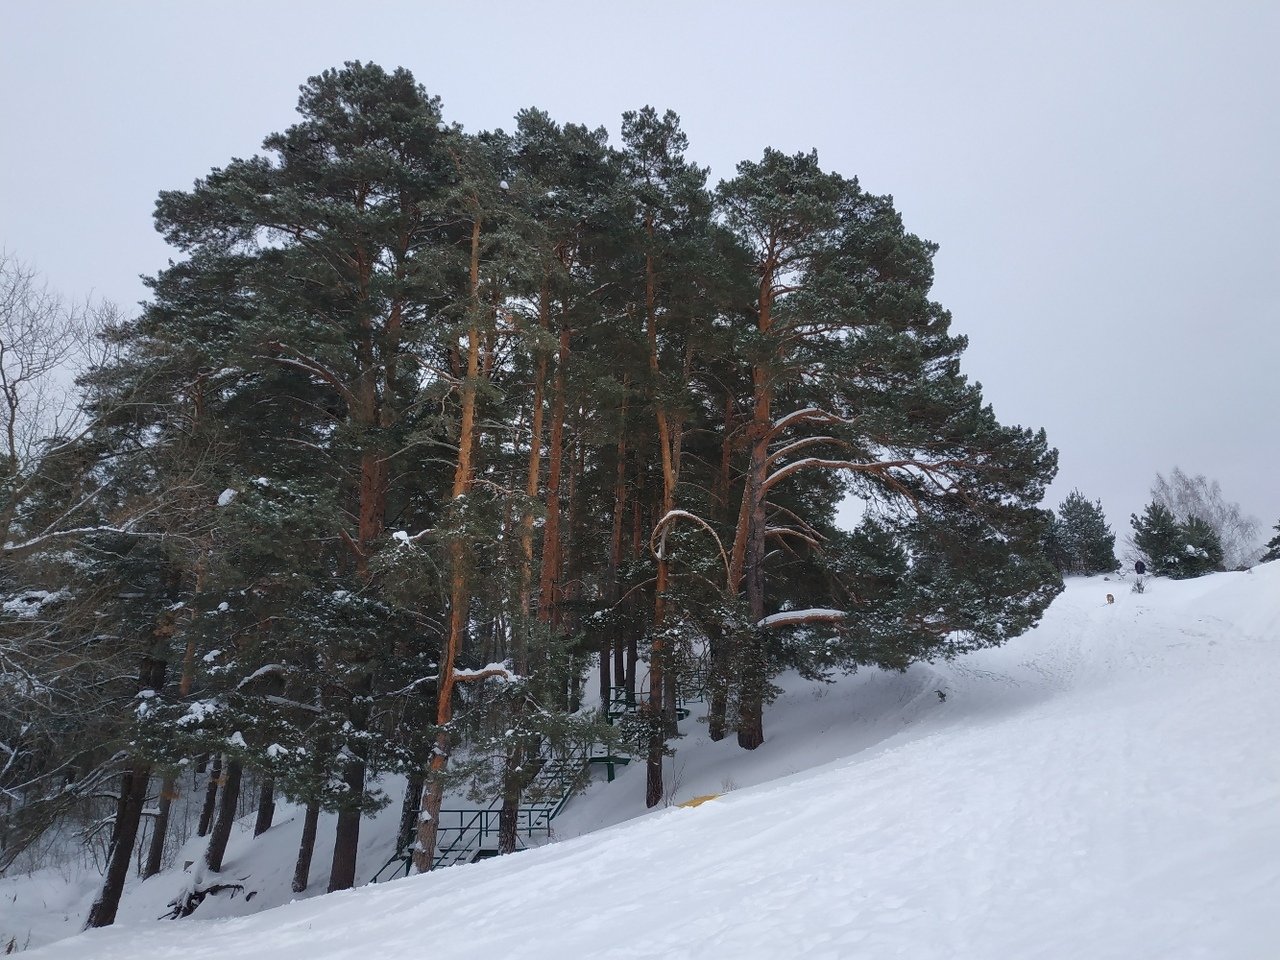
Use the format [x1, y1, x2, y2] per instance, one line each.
[1131, 501, 1225, 579]
[2, 61, 1065, 891]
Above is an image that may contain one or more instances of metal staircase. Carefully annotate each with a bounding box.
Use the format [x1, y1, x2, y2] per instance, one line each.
[373, 741, 592, 879]
[374, 655, 710, 878]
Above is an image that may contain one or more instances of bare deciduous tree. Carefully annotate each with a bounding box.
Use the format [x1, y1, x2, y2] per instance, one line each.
[0, 252, 119, 552]
[0, 253, 94, 467]
[1151, 467, 1260, 569]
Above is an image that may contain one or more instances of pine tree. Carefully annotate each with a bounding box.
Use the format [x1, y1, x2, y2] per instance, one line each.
[143, 61, 459, 891]
[616, 105, 714, 805]
[1151, 468, 1259, 569]
[1262, 520, 1280, 563]
[1131, 502, 1184, 577]
[1051, 489, 1117, 575]
[1131, 501, 1224, 579]
[1177, 516, 1224, 578]
[664, 148, 1063, 750]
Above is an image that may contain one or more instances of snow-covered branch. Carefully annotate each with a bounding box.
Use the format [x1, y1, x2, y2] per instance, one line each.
[767, 435, 843, 465]
[765, 526, 823, 549]
[769, 407, 823, 435]
[763, 456, 962, 495]
[263, 694, 323, 715]
[453, 663, 517, 684]
[757, 608, 848, 629]
[767, 407, 855, 440]
[764, 457, 909, 492]
[235, 664, 288, 690]
[263, 342, 355, 408]
[3, 524, 172, 555]
[650, 508, 731, 586]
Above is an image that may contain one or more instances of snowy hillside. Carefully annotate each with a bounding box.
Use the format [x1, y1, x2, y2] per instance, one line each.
[15, 566, 1280, 959]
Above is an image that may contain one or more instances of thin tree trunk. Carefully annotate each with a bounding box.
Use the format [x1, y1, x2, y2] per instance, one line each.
[204, 759, 243, 873]
[613, 637, 626, 705]
[625, 466, 644, 707]
[197, 753, 221, 837]
[663, 670, 679, 738]
[706, 617, 731, 741]
[146, 588, 202, 878]
[537, 319, 570, 628]
[598, 386, 629, 708]
[291, 799, 321, 893]
[517, 281, 550, 630]
[626, 633, 638, 706]
[143, 775, 176, 878]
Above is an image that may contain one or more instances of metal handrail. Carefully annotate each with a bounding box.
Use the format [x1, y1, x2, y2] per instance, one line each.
[430, 741, 590, 869]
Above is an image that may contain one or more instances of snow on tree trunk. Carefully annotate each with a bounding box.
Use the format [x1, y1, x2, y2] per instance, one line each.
[197, 753, 221, 838]
[327, 759, 364, 891]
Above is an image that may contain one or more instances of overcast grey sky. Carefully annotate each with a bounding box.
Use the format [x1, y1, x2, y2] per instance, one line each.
[2, 1, 1277, 542]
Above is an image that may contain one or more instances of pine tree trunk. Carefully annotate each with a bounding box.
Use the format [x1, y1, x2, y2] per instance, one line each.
[397, 771, 423, 856]
[414, 737, 447, 873]
[537, 319, 570, 628]
[327, 759, 365, 891]
[613, 637, 626, 704]
[497, 741, 525, 855]
[625, 632, 638, 706]
[84, 762, 151, 929]
[598, 634, 612, 708]
[730, 278, 775, 751]
[736, 404, 771, 751]
[625, 470, 644, 707]
[142, 774, 176, 878]
[291, 799, 321, 893]
[645, 253, 685, 803]
[147, 578, 201, 878]
[517, 281, 550, 633]
[197, 753, 221, 837]
[561, 423, 586, 710]
[414, 216, 485, 874]
[601, 406, 628, 709]
[663, 670, 679, 738]
[204, 758, 242, 873]
[253, 778, 275, 837]
[105, 768, 132, 854]
[706, 619, 731, 742]
[501, 296, 550, 860]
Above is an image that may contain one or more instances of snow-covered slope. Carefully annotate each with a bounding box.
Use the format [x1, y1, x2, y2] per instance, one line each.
[19, 567, 1280, 958]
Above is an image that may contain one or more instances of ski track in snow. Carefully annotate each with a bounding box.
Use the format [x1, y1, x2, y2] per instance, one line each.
[10, 568, 1280, 959]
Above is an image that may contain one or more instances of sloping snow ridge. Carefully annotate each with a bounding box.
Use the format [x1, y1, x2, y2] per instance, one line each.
[18, 566, 1280, 959]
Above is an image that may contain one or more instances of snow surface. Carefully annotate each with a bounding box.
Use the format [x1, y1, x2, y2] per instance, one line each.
[9, 567, 1280, 958]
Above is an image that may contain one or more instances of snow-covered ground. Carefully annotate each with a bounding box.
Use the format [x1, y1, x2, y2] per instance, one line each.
[10, 566, 1280, 958]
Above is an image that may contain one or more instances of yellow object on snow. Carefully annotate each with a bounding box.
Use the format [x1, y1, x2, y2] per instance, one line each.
[677, 794, 720, 808]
